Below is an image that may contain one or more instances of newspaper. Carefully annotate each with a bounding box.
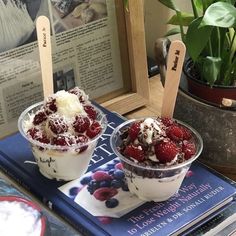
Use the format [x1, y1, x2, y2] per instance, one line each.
[0, 0, 124, 139]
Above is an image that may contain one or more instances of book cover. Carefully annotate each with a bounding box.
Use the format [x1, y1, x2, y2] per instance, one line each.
[0, 176, 79, 236]
[0, 105, 236, 236]
[188, 200, 236, 236]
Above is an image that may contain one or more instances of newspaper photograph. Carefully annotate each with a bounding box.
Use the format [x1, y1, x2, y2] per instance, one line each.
[0, 0, 124, 138]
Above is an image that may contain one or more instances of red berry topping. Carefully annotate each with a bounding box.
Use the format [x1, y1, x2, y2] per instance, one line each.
[27, 128, 49, 144]
[36, 133, 50, 144]
[161, 117, 174, 127]
[166, 125, 184, 141]
[73, 116, 90, 133]
[93, 187, 118, 201]
[86, 121, 101, 138]
[124, 145, 145, 162]
[33, 111, 47, 125]
[129, 122, 140, 141]
[181, 127, 192, 140]
[182, 140, 196, 160]
[69, 87, 87, 103]
[53, 135, 73, 146]
[44, 98, 57, 115]
[27, 127, 40, 139]
[75, 134, 88, 144]
[154, 141, 179, 163]
[84, 105, 97, 120]
[75, 134, 88, 153]
[92, 171, 112, 181]
[48, 116, 68, 134]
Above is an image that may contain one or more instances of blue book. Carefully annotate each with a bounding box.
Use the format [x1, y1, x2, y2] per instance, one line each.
[0, 105, 236, 236]
[187, 200, 236, 235]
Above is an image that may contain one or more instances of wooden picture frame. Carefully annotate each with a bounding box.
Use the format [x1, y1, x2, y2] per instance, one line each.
[96, 0, 150, 115]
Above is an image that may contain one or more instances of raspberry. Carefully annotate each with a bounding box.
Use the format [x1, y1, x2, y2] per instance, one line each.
[27, 128, 49, 144]
[73, 116, 90, 133]
[161, 117, 174, 127]
[69, 87, 88, 103]
[129, 122, 141, 141]
[84, 105, 97, 120]
[86, 121, 101, 138]
[75, 134, 88, 153]
[93, 187, 118, 201]
[181, 127, 192, 140]
[48, 116, 68, 134]
[166, 125, 184, 141]
[92, 171, 112, 181]
[75, 134, 88, 143]
[53, 135, 73, 146]
[182, 140, 196, 160]
[124, 145, 145, 162]
[44, 98, 57, 115]
[154, 141, 179, 163]
[33, 111, 47, 125]
[37, 134, 50, 144]
[27, 127, 39, 139]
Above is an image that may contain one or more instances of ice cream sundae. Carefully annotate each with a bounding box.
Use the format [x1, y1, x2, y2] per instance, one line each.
[110, 117, 203, 202]
[18, 87, 107, 181]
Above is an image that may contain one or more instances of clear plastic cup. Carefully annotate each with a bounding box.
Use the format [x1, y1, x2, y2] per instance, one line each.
[18, 102, 107, 181]
[110, 118, 203, 202]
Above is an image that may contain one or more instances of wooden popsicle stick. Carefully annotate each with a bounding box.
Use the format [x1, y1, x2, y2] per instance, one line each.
[36, 16, 54, 98]
[161, 40, 186, 118]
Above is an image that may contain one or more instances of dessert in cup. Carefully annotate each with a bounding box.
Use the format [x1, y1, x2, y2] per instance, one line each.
[18, 87, 107, 181]
[110, 117, 203, 202]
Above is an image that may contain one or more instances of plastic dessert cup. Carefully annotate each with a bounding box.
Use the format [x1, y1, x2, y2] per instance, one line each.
[110, 118, 203, 202]
[18, 102, 107, 181]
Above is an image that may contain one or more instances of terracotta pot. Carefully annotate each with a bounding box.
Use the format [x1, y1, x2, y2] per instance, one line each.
[183, 58, 236, 106]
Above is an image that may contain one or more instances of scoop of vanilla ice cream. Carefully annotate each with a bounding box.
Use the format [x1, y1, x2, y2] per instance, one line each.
[54, 90, 87, 118]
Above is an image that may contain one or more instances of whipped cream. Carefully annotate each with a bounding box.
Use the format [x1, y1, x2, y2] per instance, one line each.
[53, 90, 86, 118]
[140, 118, 162, 144]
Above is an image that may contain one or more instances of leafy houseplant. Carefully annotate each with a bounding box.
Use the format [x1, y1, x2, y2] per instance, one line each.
[158, 0, 236, 105]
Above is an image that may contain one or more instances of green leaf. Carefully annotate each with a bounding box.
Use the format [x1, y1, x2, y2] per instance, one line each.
[167, 12, 194, 26]
[193, 0, 215, 12]
[186, 18, 213, 61]
[201, 2, 236, 28]
[164, 27, 181, 37]
[202, 57, 222, 86]
[158, 0, 179, 11]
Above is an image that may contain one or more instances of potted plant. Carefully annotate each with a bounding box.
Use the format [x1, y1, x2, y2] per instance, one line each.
[158, 0, 236, 106]
[157, 0, 236, 178]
